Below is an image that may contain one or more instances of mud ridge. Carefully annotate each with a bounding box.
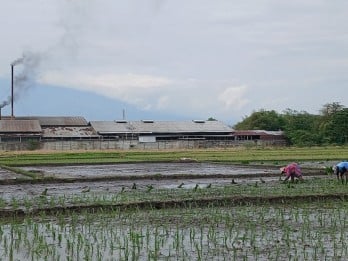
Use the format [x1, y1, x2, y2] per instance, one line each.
[1, 193, 347, 218]
[0, 171, 327, 185]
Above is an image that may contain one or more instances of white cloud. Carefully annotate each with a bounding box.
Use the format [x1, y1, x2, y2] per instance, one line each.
[218, 86, 249, 110]
[40, 71, 171, 90]
[39, 69, 252, 120]
[1, 0, 348, 123]
[39, 71, 172, 108]
[156, 96, 169, 110]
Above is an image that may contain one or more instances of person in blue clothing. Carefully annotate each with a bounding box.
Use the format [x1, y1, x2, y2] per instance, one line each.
[333, 161, 348, 184]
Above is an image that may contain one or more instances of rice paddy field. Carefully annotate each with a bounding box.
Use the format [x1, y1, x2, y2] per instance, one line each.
[0, 146, 347, 260]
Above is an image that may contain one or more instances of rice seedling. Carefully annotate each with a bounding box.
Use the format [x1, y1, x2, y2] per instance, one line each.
[0, 147, 348, 260]
[0, 199, 348, 260]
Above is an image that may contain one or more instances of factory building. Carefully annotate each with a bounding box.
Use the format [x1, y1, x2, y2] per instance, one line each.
[0, 116, 286, 150]
[90, 119, 234, 141]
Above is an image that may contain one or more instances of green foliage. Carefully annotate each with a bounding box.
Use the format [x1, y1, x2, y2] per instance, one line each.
[233, 102, 347, 146]
[27, 140, 41, 151]
[325, 166, 334, 175]
[320, 102, 344, 116]
[321, 108, 348, 144]
[234, 109, 284, 131]
[286, 130, 318, 146]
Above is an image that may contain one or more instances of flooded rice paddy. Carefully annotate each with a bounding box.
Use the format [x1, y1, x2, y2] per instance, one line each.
[21, 162, 276, 178]
[0, 162, 342, 260]
[0, 163, 280, 201]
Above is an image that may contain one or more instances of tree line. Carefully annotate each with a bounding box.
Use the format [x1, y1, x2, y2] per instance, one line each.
[233, 102, 348, 146]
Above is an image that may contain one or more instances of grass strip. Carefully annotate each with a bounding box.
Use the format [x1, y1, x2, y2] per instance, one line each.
[0, 146, 347, 166]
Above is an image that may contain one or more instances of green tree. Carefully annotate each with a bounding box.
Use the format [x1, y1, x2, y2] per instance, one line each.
[320, 102, 344, 116]
[323, 108, 348, 144]
[234, 109, 284, 131]
[232, 102, 347, 146]
[281, 109, 322, 145]
[318, 102, 347, 144]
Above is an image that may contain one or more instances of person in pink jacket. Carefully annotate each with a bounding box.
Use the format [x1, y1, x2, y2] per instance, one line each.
[280, 163, 303, 182]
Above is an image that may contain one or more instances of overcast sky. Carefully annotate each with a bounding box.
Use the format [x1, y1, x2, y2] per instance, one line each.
[0, 0, 347, 124]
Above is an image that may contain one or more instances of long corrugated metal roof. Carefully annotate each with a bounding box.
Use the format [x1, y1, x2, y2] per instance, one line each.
[91, 120, 233, 134]
[131, 120, 233, 133]
[90, 121, 134, 134]
[15, 116, 88, 126]
[0, 120, 42, 133]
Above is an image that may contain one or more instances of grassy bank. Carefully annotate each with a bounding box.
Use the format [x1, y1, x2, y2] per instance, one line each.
[0, 146, 347, 166]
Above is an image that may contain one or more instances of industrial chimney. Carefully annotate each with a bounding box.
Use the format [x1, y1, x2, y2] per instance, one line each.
[11, 63, 14, 119]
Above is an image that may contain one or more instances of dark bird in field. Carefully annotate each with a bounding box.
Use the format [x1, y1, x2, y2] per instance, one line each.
[41, 188, 48, 196]
[206, 183, 212, 188]
[132, 183, 137, 190]
[121, 186, 125, 193]
[254, 182, 258, 187]
[146, 184, 154, 192]
[231, 179, 237, 184]
[194, 184, 199, 191]
[82, 186, 90, 193]
[177, 182, 185, 188]
[260, 178, 266, 183]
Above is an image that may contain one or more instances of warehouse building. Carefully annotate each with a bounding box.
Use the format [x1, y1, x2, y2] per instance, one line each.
[0, 119, 42, 142]
[0, 116, 286, 150]
[90, 119, 234, 142]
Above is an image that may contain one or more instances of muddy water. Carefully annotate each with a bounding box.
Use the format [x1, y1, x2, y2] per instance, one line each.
[0, 176, 285, 202]
[1, 163, 323, 202]
[0, 163, 280, 201]
[21, 162, 277, 178]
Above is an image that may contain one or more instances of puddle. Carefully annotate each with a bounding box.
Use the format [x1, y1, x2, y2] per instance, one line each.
[21, 162, 276, 178]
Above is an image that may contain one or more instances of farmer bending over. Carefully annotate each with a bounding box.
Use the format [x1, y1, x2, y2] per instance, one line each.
[333, 161, 348, 184]
[280, 163, 303, 182]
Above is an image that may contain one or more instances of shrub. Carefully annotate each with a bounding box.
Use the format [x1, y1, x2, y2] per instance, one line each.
[27, 140, 41, 150]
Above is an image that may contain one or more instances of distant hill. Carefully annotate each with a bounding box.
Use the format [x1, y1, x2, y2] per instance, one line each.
[0, 79, 192, 122]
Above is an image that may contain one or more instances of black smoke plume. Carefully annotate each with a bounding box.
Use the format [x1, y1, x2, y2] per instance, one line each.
[0, 51, 42, 109]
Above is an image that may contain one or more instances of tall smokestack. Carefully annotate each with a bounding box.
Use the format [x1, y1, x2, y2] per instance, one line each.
[11, 64, 14, 119]
[10, 57, 25, 119]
